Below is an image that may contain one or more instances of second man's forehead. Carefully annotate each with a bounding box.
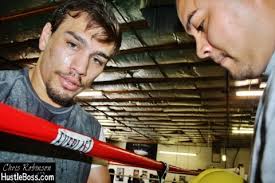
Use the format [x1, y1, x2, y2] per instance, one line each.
[177, 0, 196, 28]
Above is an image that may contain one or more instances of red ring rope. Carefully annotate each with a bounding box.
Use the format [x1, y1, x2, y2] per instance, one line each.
[0, 103, 200, 175]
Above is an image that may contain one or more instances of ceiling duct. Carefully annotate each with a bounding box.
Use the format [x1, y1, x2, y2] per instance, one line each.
[140, 0, 182, 35]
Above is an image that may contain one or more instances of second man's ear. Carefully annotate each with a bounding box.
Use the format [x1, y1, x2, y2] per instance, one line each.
[39, 22, 52, 51]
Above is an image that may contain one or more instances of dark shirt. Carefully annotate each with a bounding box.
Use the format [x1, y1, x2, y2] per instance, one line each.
[0, 68, 102, 183]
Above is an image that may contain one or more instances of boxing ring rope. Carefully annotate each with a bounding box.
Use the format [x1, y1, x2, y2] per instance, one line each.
[0, 103, 200, 180]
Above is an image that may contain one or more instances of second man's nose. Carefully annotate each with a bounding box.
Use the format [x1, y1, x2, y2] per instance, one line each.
[195, 34, 212, 59]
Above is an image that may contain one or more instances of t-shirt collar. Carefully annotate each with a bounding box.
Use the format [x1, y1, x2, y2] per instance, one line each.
[264, 52, 275, 76]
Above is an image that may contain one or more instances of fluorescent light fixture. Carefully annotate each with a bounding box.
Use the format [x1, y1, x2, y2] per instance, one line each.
[159, 151, 197, 157]
[260, 82, 267, 89]
[222, 154, 227, 162]
[134, 150, 148, 156]
[236, 90, 263, 97]
[234, 79, 259, 87]
[103, 128, 112, 134]
[232, 127, 254, 134]
[77, 90, 103, 97]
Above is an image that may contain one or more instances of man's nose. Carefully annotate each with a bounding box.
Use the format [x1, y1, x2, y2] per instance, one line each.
[195, 34, 212, 59]
[70, 54, 89, 76]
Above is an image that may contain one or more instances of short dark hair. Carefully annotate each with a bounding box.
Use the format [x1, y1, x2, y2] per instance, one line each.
[50, 0, 121, 54]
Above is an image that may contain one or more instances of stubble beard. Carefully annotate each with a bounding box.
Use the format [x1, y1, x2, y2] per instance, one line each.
[230, 63, 255, 80]
[46, 82, 75, 107]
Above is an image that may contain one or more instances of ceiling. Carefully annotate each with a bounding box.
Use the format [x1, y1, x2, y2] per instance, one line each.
[0, 0, 262, 148]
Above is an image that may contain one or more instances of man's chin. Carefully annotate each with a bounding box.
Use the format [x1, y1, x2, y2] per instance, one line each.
[46, 87, 75, 107]
[231, 73, 245, 80]
[230, 70, 256, 80]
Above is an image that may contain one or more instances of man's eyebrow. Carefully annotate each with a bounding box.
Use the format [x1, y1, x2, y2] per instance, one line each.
[91, 51, 111, 61]
[186, 10, 198, 32]
[65, 31, 87, 46]
[65, 31, 112, 61]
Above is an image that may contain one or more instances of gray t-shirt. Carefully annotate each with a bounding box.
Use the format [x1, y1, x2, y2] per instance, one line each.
[249, 53, 275, 183]
[0, 68, 102, 183]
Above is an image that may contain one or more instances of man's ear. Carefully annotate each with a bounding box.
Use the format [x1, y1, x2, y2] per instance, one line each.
[39, 22, 52, 51]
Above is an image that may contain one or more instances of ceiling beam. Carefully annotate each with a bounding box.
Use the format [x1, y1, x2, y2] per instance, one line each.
[118, 42, 196, 55]
[92, 76, 224, 85]
[0, 3, 61, 22]
[78, 96, 260, 102]
[0, 1, 149, 33]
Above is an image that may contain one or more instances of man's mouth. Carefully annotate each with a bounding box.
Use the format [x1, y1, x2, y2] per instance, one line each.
[59, 75, 81, 92]
[216, 56, 226, 65]
[214, 53, 231, 66]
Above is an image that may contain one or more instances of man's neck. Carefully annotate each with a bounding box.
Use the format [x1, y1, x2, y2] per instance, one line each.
[29, 65, 62, 108]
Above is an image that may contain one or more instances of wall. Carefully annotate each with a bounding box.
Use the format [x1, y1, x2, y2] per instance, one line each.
[156, 144, 251, 182]
[109, 142, 251, 182]
[108, 141, 158, 183]
[109, 164, 158, 183]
